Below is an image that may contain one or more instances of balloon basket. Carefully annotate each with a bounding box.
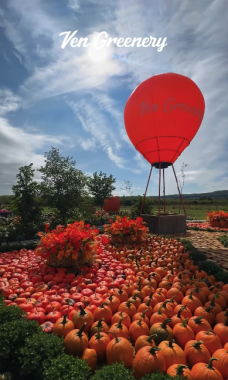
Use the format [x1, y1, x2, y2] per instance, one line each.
[141, 214, 186, 234]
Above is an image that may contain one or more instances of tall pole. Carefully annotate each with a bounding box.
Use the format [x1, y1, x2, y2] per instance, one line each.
[172, 164, 186, 215]
[140, 165, 153, 215]
[163, 168, 166, 214]
[158, 163, 161, 216]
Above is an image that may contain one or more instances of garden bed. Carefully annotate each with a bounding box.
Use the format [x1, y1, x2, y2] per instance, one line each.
[1, 235, 228, 379]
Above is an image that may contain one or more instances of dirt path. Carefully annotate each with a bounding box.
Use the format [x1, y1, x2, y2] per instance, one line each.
[165, 230, 228, 270]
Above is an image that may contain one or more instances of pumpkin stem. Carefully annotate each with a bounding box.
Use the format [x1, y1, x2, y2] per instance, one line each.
[161, 318, 172, 329]
[149, 346, 161, 355]
[95, 329, 102, 340]
[205, 306, 214, 313]
[176, 365, 188, 376]
[137, 319, 142, 326]
[225, 316, 228, 327]
[118, 286, 123, 294]
[148, 292, 154, 299]
[108, 294, 113, 301]
[177, 306, 186, 319]
[126, 300, 133, 307]
[205, 329, 215, 335]
[207, 357, 218, 370]
[60, 314, 68, 325]
[224, 309, 228, 317]
[141, 309, 148, 318]
[181, 318, 189, 327]
[194, 316, 204, 324]
[145, 300, 151, 307]
[147, 334, 157, 343]
[167, 339, 175, 348]
[77, 322, 87, 337]
[210, 296, 216, 307]
[116, 318, 124, 329]
[193, 340, 203, 349]
[79, 305, 86, 316]
[96, 318, 104, 329]
[100, 302, 107, 308]
[107, 331, 119, 343]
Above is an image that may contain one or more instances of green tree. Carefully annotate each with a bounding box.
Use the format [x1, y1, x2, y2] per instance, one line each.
[38, 147, 87, 225]
[86, 171, 116, 211]
[132, 195, 153, 216]
[10, 164, 42, 236]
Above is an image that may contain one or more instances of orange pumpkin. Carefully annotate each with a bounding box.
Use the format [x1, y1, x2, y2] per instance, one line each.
[213, 316, 228, 346]
[64, 322, 88, 357]
[158, 340, 187, 368]
[90, 318, 109, 336]
[135, 334, 156, 353]
[191, 358, 223, 380]
[173, 319, 195, 349]
[211, 348, 228, 380]
[106, 331, 133, 369]
[93, 302, 113, 324]
[111, 311, 131, 329]
[118, 300, 136, 318]
[53, 314, 74, 337]
[104, 294, 120, 313]
[133, 346, 166, 380]
[195, 330, 222, 355]
[184, 340, 211, 369]
[129, 319, 149, 344]
[88, 330, 110, 361]
[109, 318, 129, 340]
[81, 348, 97, 370]
[72, 305, 94, 333]
[167, 364, 194, 380]
[187, 315, 211, 335]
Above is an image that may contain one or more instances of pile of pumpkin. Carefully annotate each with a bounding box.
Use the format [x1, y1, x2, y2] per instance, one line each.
[0, 237, 228, 380]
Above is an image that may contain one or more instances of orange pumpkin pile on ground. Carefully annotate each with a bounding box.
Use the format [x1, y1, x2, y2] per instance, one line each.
[1, 236, 228, 379]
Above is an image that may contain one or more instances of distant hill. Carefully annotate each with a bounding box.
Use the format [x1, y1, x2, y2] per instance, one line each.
[148, 190, 228, 199]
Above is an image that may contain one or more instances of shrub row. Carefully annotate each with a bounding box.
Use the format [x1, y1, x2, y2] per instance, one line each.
[187, 225, 228, 233]
[0, 242, 38, 253]
[218, 234, 228, 247]
[0, 296, 183, 380]
[180, 239, 228, 284]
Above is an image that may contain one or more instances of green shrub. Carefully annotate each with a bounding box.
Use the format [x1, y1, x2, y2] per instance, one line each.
[218, 234, 228, 247]
[43, 354, 91, 380]
[197, 260, 222, 275]
[0, 242, 38, 253]
[0, 302, 26, 323]
[18, 332, 64, 379]
[0, 319, 42, 372]
[180, 239, 207, 262]
[141, 372, 183, 380]
[214, 270, 228, 284]
[91, 362, 134, 380]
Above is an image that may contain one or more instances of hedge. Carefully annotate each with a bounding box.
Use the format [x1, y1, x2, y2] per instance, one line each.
[218, 234, 228, 247]
[0, 242, 38, 253]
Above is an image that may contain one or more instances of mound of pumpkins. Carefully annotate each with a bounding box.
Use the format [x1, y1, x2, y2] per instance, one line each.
[1, 237, 228, 380]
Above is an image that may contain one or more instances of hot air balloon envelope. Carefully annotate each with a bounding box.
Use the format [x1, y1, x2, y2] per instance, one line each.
[124, 73, 205, 168]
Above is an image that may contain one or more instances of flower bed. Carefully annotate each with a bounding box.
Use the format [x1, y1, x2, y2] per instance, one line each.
[1, 235, 228, 379]
[187, 221, 228, 231]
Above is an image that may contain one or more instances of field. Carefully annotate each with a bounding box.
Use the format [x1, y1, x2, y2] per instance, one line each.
[1, 195, 228, 221]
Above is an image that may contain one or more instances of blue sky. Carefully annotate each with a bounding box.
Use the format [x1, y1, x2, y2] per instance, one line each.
[0, 0, 227, 196]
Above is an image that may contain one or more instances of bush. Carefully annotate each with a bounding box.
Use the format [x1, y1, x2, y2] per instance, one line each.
[91, 362, 134, 380]
[0, 319, 42, 372]
[197, 260, 222, 275]
[218, 234, 228, 247]
[0, 302, 26, 323]
[132, 196, 153, 217]
[0, 242, 38, 253]
[43, 354, 91, 380]
[18, 332, 64, 379]
[180, 239, 207, 262]
[141, 372, 183, 380]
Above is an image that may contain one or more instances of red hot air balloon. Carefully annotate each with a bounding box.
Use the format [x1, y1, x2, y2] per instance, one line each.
[124, 73, 205, 168]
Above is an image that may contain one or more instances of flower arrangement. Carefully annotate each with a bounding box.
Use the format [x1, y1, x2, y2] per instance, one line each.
[104, 215, 148, 242]
[206, 210, 228, 221]
[206, 210, 228, 228]
[35, 221, 101, 265]
[0, 209, 11, 215]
